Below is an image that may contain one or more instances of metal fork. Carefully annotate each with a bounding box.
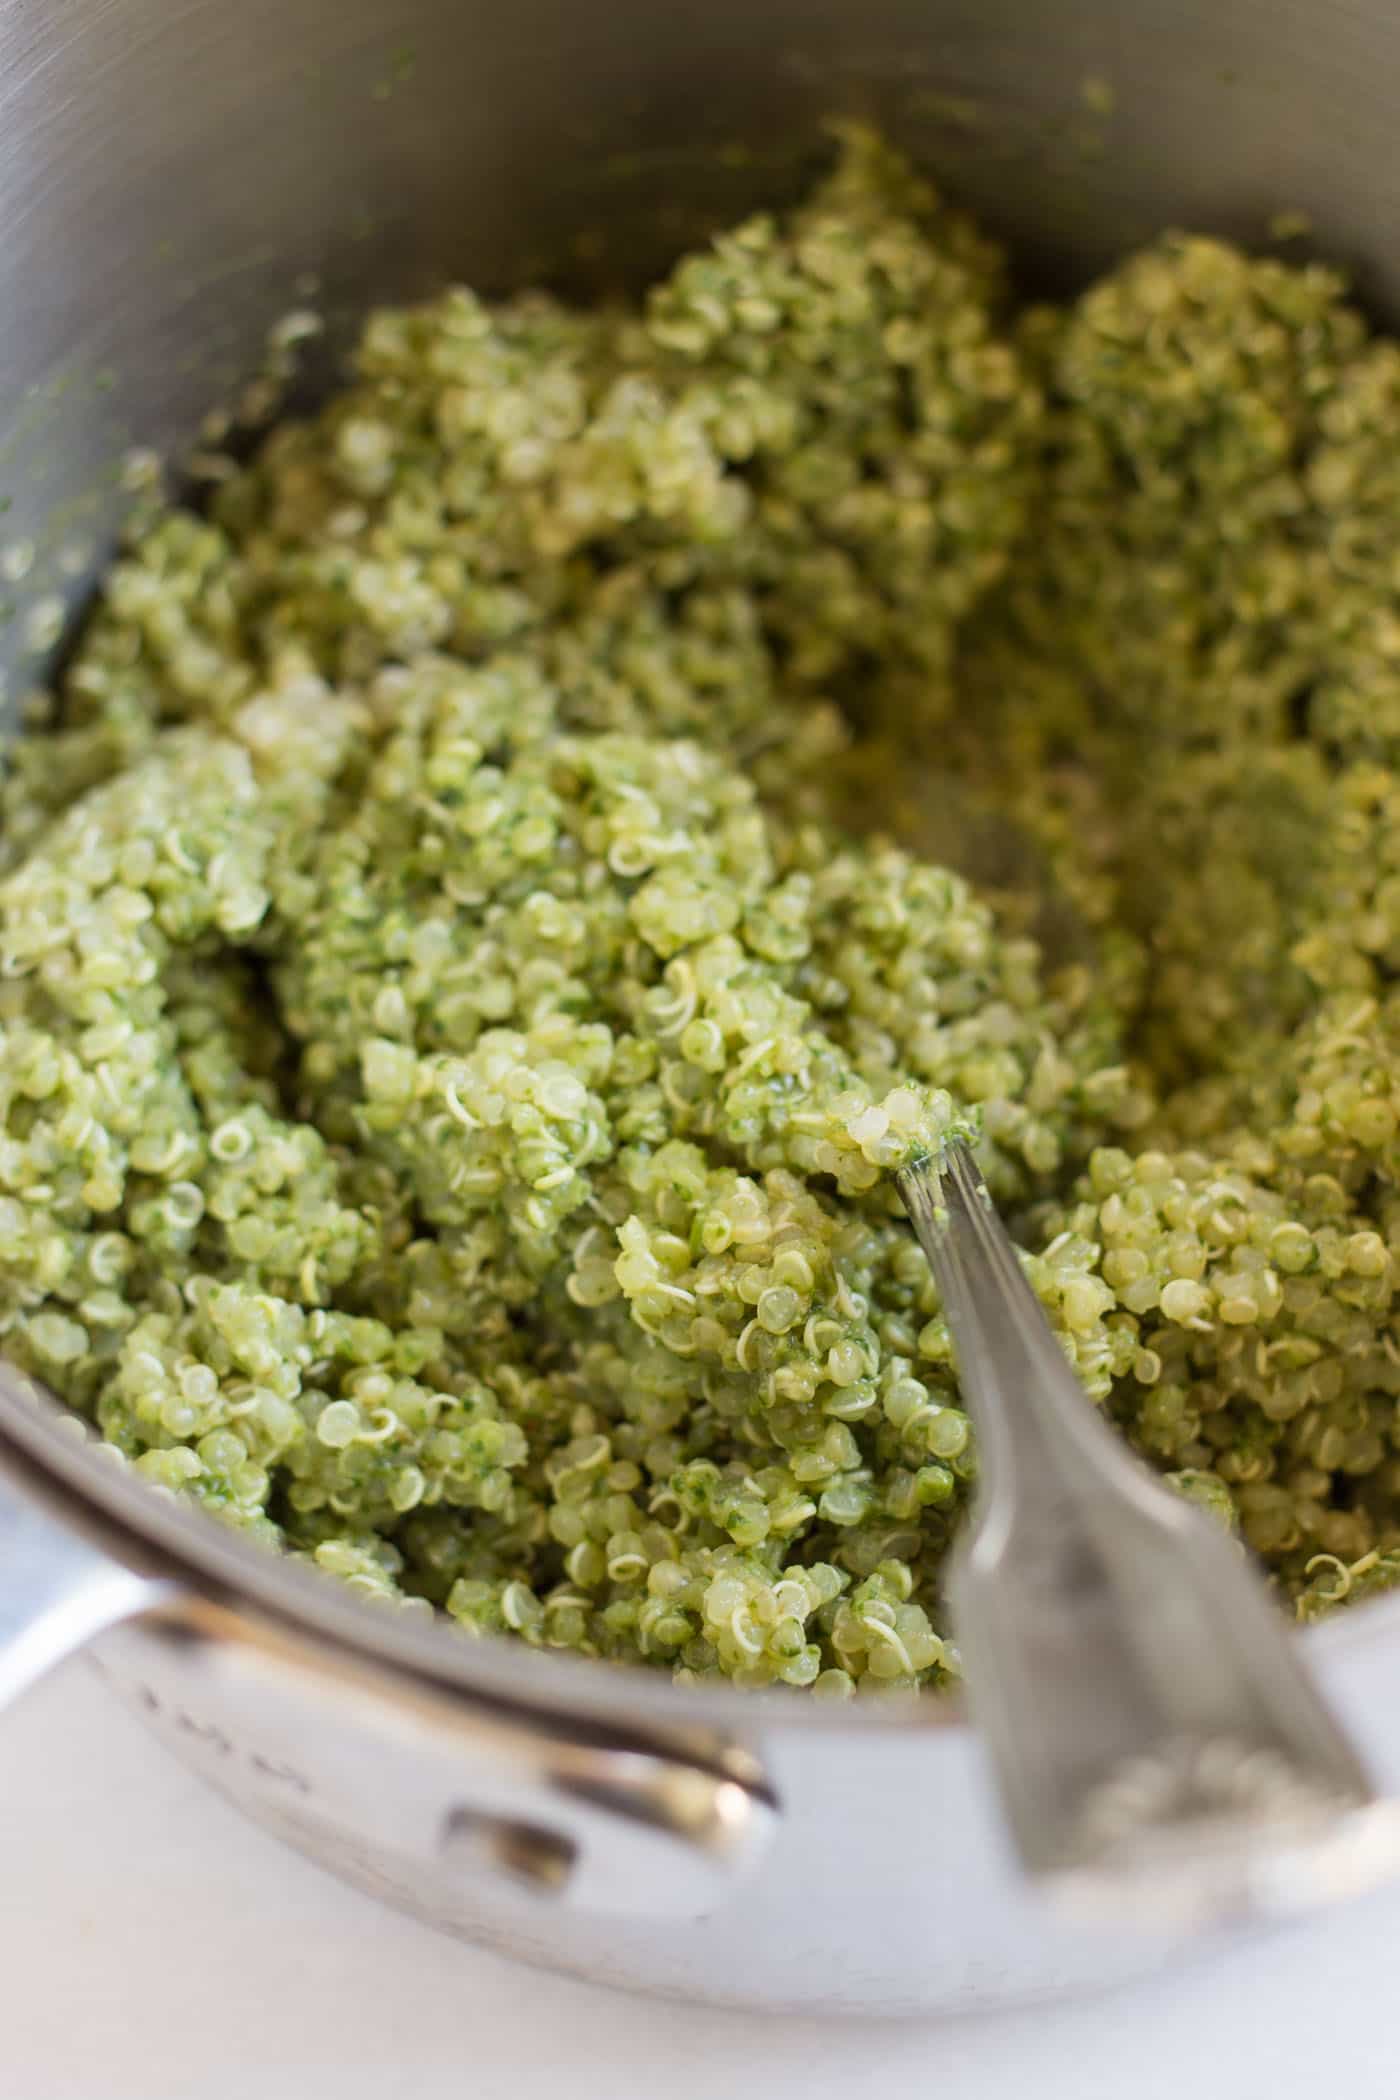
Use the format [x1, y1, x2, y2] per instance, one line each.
[896, 1139, 1400, 1930]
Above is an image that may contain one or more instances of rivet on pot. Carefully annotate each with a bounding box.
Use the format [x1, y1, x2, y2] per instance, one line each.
[440, 1804, 578, 1895]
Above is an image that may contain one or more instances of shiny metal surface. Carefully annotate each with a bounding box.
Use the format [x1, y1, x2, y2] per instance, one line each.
[0, 1372, 1182, 2012]
[5, 0, 1400, 2016]
[0, 1379, 778, 1921]
[95, 1599, 778, 1923]
[900, 1145, 1400, 1929]
[0, 1430, 175, 1709]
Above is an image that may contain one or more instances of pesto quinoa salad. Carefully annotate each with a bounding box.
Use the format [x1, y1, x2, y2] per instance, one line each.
[5, 131, 1400, 1692]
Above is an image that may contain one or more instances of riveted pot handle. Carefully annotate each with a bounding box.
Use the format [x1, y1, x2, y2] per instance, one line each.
[113, 1592, 779, 1918]
[0, 1425, 179, 1712]
[0, 1379, 777, 1918]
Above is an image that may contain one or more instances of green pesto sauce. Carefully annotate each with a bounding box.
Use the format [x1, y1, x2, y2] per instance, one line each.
[4, 128, 1400, 1690]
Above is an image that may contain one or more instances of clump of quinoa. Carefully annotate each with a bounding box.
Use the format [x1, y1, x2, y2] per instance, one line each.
[4, 133, 1400, 1688]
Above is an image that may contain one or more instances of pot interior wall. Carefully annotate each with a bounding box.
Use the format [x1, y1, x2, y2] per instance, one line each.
[2, 0, 1400, 710]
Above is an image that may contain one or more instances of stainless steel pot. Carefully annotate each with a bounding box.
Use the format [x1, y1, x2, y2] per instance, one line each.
[6, 0, 1400, 2019]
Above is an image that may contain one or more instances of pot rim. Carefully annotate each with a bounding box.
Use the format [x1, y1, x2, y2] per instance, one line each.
[0, 1359, 1385, 1739]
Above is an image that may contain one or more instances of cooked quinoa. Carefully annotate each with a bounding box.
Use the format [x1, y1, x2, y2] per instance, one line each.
[4, 129, 1400, 1690]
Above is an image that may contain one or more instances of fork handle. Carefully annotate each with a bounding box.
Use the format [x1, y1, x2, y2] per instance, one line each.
[898, 1144, 1400, 1929]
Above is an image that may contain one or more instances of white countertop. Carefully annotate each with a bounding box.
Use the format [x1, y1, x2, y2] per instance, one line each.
[6, 1661, 1395, 2100]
